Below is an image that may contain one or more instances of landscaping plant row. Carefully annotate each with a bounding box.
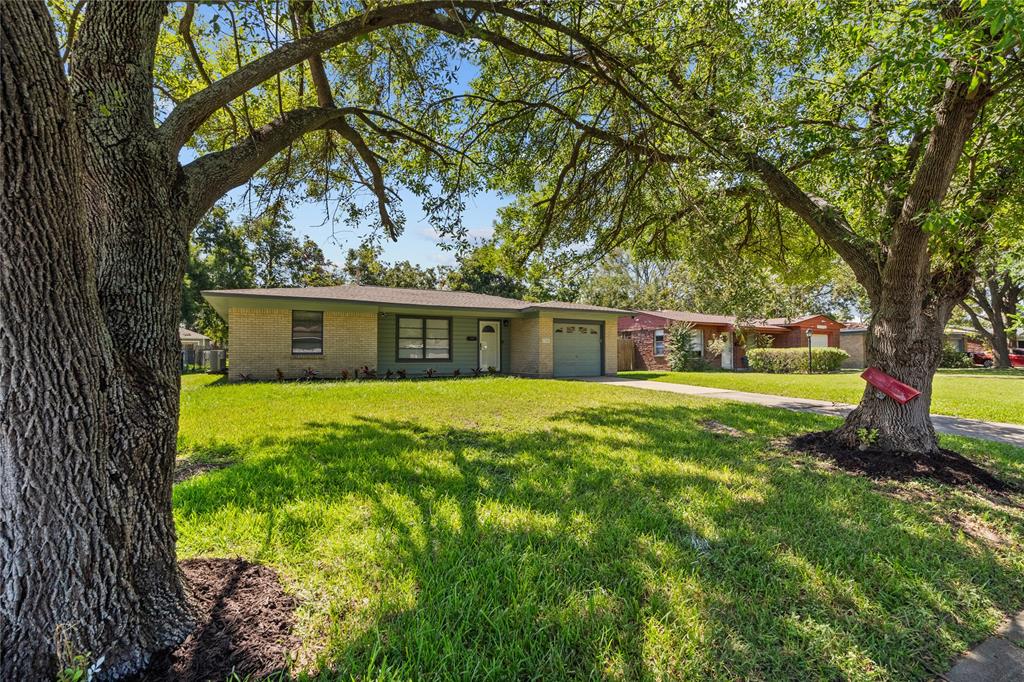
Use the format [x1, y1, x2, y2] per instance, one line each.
[746, 347, 849, 373]
[236, 366, 501, 382]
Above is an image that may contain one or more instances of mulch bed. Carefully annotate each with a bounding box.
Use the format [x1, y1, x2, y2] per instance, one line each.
[789, 431, 1016, 493]
[138, 558, 300, 682]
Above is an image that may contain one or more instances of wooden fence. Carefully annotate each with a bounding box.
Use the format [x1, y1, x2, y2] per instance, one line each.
[617, 338, 635, 371]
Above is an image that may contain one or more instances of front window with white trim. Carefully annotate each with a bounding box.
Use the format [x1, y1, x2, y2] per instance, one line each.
[654, 329, 666, 356]
[689, 331, 704, 357]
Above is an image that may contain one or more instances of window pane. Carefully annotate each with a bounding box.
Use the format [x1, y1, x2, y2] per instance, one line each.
[293, 309, 321, 323]
[397, 317, 449, 361]
[292, 311, 323, 354]
[399, 317, 423, 330]
[292, 336, 322, 354]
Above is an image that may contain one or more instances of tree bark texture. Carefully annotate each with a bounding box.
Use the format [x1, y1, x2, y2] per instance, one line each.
[2, 3, 192, 679]
[835, 297, 953, 453]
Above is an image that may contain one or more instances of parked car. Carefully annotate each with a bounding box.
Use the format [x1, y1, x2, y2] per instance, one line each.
[972, 349, 1024, 368]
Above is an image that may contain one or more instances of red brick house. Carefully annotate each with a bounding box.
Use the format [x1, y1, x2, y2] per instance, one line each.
[618, 311, 843, 370]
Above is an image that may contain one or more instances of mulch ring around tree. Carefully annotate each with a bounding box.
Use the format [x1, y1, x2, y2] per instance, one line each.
[137, 558, 300, 682]
[788, 431, 1017, 494]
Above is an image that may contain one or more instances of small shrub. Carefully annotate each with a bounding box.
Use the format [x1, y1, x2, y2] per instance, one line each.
[747, 347, 848, 373]
[486, 366, 497, 375]
[396, 369, 407, 379]
[744, 331, 775, 350]
[385, 369, 395, 379]
[856, 427, 879, 451]
[666, 323, 700, 371]
[340, 368, 350, 380]
[424, 368, 437, 378]
[275, 368, 284, 382]
[452, 368, 461, 377]
[472, 367, 484, 376]
[302, 368, 319, 380]
[238, 373, 252, 382]
[939, 342, 972, 368]
[360, 365, 377, 379]
[705, 333, 730, 361]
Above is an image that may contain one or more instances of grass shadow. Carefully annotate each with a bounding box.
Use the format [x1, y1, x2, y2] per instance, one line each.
[174, 396, 1024, 680]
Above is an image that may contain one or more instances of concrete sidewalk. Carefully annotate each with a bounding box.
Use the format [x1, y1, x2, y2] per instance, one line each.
[941, 611, 1024, 682]
[579, 377, 1024, 448]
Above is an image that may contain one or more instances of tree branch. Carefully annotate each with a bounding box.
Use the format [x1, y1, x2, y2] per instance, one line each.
[322, 117, 398, 238]
[743, 152, 882, 302]
[179, 106, 352, 223]
[160, 1, 459, 152]
[961, 300, 995, 342]
[290, 0, 335, 108]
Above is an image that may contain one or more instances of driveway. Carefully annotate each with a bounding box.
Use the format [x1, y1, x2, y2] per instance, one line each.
[579, 377, 1024, 448]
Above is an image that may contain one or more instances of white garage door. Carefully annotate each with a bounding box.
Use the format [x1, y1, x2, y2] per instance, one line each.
[553, 322, 602, 377]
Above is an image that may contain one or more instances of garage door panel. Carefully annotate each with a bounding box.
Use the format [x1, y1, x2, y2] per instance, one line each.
[554, 323, 601, 377]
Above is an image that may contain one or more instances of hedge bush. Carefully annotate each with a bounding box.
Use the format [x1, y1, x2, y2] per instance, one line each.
[938, 342, 973, 368]
[747, 347, 849, 373]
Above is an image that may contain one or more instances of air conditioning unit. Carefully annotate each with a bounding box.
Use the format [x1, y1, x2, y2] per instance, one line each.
[205, 350, 226, 372]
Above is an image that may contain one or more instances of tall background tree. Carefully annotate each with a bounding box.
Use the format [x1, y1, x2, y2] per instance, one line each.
[464, 0, 1023, 453]
[960, 240, 1024, 367]
[181, 203, 345, 343]
[572, 248, 867, 319]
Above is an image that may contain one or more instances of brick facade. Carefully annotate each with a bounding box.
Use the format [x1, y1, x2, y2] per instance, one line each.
[603, 321, 617, 376]
[509, 316, 555, 376]
[227, 304, 616, 381]
[621, 325, 733, 371]
[227, 307, 377, 381]
[619, 313, 843, 371]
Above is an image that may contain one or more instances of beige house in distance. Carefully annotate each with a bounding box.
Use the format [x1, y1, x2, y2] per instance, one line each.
[203, 285, 626, 381]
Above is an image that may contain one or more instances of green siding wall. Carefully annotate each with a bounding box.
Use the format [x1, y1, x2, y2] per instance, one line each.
[377, 314, 512, 376]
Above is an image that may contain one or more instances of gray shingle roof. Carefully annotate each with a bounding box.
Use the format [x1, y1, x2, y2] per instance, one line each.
[203, 284, 629, 314]
[178, 327, 210, 341]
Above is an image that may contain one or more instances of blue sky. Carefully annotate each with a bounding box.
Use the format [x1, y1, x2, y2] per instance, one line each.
[264, 52, 506, 269]
[280, 188, 506, 268]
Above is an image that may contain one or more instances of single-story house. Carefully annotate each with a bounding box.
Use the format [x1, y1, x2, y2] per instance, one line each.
[179, 327, 213, 365]
[840, 324, 991, 368]
[202, 285, 627, 381]
[618, 311, 843, 370]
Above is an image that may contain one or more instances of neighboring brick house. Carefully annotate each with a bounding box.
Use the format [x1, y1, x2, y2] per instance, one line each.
[618, 311, 843, 370]
[203, 285, 625, 381]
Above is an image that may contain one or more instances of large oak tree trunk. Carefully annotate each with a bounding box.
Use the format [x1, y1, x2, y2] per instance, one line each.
[2, 3, 193, 679]
[835, 284, 959, 453]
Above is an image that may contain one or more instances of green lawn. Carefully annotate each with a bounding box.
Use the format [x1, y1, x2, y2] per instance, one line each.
[176, 374, 1024, 680]
[618, 369, 1024, 425]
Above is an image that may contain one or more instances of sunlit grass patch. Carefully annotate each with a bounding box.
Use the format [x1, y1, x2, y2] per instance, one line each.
[619, 369, 1024, 425]
[176, 374, 1024, 680]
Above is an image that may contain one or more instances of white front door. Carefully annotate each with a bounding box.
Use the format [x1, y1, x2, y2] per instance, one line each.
[479, 320, 500, 371]
[721, 331, 734, 369]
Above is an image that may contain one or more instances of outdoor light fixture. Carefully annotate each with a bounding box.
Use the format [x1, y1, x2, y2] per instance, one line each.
[806, 328, 814, 374]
